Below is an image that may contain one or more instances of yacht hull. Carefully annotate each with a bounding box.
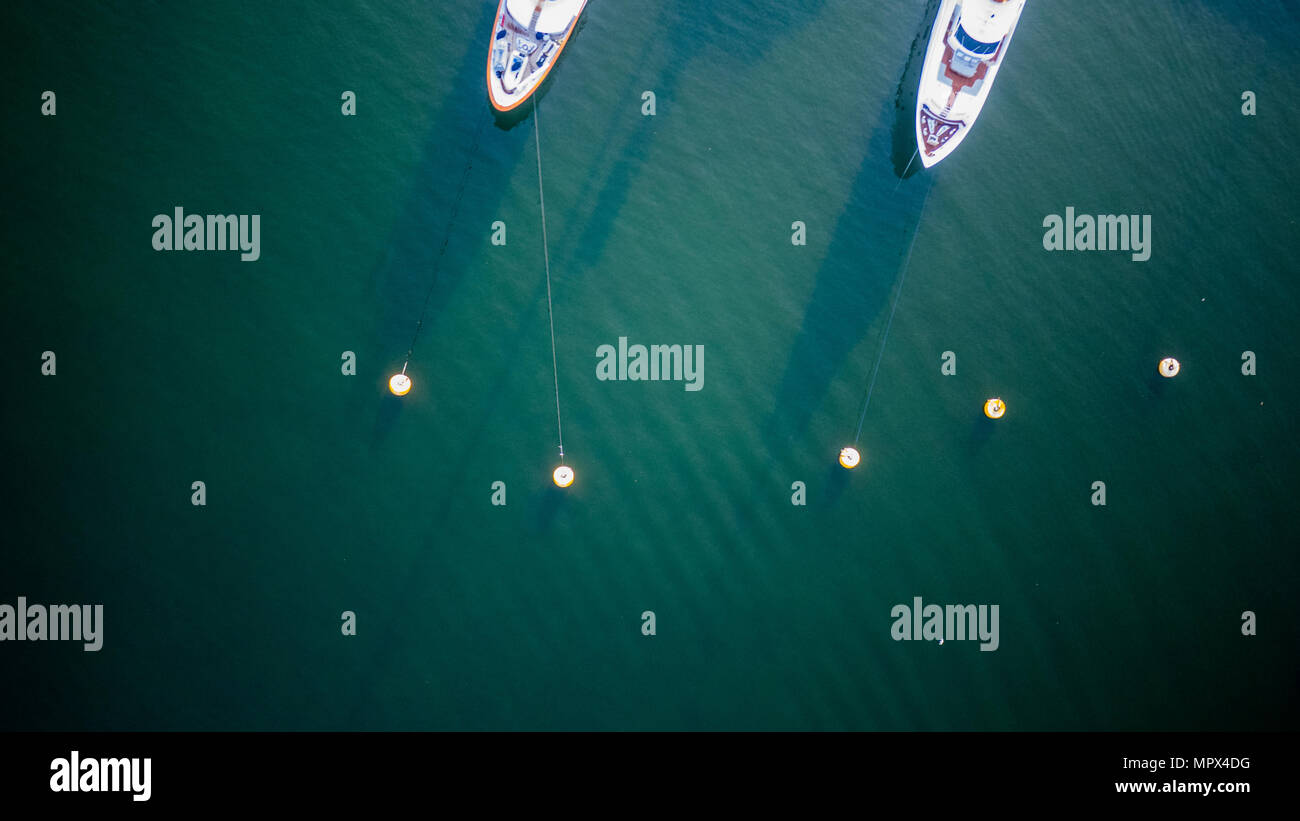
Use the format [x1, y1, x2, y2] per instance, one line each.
[486, 0, 588, 113]
[915, 0, 1026, 168]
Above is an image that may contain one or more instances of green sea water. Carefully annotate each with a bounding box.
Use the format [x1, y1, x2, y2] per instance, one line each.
[1, 0, 1297, 730]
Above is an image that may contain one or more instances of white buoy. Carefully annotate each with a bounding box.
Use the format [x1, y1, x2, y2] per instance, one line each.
[839, 447, 861, 470]
[984, 397, 1006, 419]
[388, 373, 412, 396]
[553, 465, 574, 488]
[1159, 357, 1180, 378]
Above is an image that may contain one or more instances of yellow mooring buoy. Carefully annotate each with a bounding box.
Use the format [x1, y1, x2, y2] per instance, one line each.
[984, 398, 1006, 419]
[1159, 357, 1181, 378]
[388, 373, 412, 396]
[553, 465, 575, 488]
[839, 447, 861, 470]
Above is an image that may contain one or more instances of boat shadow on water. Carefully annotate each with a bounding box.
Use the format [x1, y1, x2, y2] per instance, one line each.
[891, 0, 941, 180]
[373, 0, 837, 459]
[365, 3, 517, 450]
[759, 0, 939, 463]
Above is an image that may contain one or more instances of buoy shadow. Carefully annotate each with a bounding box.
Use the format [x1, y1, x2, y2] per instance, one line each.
[1146, 373, 1169, 399]
[370, 392, 407, 447]
[825, 461, 853, 505]
[967, 415, 997, 450]
[533, 484, 569, 531]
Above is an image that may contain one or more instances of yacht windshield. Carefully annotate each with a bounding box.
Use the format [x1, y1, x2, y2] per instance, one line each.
[955, 24, 1000, 55]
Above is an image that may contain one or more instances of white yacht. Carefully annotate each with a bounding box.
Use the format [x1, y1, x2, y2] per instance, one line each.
[915, 0, 1027, 167]
[487, 0, 588, 112]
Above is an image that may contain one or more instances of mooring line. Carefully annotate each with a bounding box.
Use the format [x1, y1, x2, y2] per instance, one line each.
[401, 114, 490, 373]
[895, 148, 920, 192]
[854, 173, 936, 443]
[534, 97, 565, 460]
